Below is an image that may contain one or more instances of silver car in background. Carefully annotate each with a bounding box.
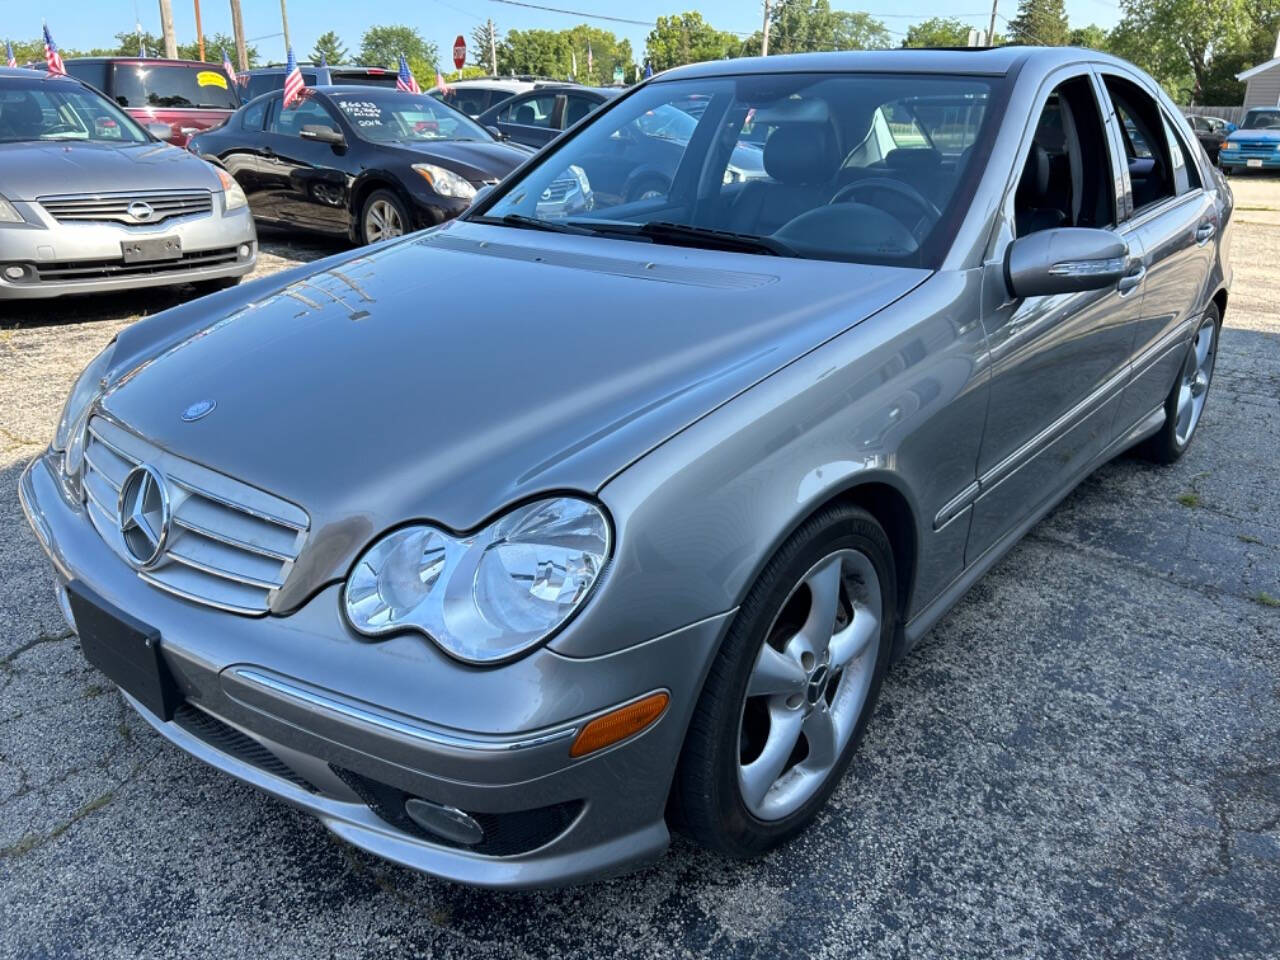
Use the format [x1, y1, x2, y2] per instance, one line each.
[21, 48, 1230, 888]
[0, 68, 256, 299]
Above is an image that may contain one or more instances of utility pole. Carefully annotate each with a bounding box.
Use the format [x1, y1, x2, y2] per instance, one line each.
[761, 0, 771, 57]
[488, 18, 497, 75]
[279, 0, 291, 54]
[158, 0, 178, 58]
[194, 0, 205, 61]
[229, 0, 248, 71]
[988, 0, 998, 47]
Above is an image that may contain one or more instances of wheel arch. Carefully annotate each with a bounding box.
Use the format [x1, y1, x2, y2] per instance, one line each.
[348, 173, 415, 240]
[1211, 286, 1228, 321]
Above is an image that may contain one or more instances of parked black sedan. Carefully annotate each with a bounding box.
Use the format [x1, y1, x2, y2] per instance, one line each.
[475, 85, 618, 149]
[188, 86, 535, 243]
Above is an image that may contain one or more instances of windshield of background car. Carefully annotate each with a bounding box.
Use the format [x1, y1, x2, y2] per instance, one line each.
[112, 63, 239, 109]
[476, 72, 1002, 266]
[1242, 109, 1280, 130]
[331, 90, 491, 142]
[0, 78, 148, 143]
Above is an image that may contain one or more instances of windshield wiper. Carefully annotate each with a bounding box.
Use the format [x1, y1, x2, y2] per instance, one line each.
[479, 213, 596, 235]
[578, 220, 798, 257]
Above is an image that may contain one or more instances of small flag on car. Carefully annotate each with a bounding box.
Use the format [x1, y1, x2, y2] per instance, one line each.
[282, 46, 305, 107]
[222, 47, 236, 84]
[5, 40, 16, 69]
[397, 54, 420, 94]
[43, 24, 65, 76]
[643, 61, 653, 79]
[319, 51, 328, 69]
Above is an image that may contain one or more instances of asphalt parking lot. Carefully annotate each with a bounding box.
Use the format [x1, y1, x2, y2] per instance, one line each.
[2, 183, 1278, 959]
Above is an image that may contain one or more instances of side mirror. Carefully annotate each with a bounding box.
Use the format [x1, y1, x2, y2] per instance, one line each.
[300, 124, 345, 146]
[146, 122, 173, 141]
[485, 124, 506, 141]
[1005, 227, 1128, 299]
[471, 184, 494, 207]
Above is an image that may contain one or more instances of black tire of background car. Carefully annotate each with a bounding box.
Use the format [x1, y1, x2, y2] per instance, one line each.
[1139, 301, 1221, 464]
[672, 502, 897, 858]
[359, 188, 411, 246]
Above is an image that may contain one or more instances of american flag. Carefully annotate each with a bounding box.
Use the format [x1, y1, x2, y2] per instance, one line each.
[222, 47, 236, 84]
[434, 70, 449, 95]
[43, 24, 65, 76]
[587, 39, 593, 76]
[282, 46, 305, 108]
[397, 54, 420, 94]
[5, 40, 16, 69]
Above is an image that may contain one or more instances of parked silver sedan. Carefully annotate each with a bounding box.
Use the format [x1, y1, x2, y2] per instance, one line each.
[0, 68, 256, 299]
[20, 47, 1230, 888]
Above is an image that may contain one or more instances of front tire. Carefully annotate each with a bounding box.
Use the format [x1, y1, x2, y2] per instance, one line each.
[674, 503, 897, 858]
[360, 189, 410, 245]
[1139, 305, 1220, 464]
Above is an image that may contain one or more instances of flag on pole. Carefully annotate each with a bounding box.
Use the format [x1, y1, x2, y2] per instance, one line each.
[643, 60, 653, 79]
[570, 49, 577, 80]
[5, 40, 16, 69]
[43, 24, 66, 75]
[282, 47, 305, 107]
[222, 47, 236, 84]
[319, 51, 328, 69]
[139, 34, 148, 57]
[397, 54, 420, 94]
[586, 39, 593, 78]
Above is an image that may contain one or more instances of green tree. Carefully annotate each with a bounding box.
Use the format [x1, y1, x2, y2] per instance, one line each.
[645, 12, 739, 71]
[1006, 0, 1070, 46]
[1068, 24, 1109, 50]
[1112, 0, 1257, 102]
[359, 24, 438, 76]
[499, 25, 631, 83]
[743, 1, 890, 55]
[902, 16, 972, 48]
[310, 31, 348, 66]
[471, 21, 500, 72]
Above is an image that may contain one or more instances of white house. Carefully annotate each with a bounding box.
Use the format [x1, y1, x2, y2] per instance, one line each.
[1237, 35, 1280, 108]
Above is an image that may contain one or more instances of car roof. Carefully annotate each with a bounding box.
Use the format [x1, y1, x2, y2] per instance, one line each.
[0, 67, 83, 83]
[62, 56, 214, 67]
[246, 64, 390, 73]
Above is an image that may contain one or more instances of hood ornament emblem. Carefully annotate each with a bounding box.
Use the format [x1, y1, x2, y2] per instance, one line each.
[181, 399, 216, 422]
[118, 464, 171, 568]
[128, 200, 155, 222]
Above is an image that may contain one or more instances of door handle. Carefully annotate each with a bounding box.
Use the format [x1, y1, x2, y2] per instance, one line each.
[1117, 263, 1145, 295]
[1195, 222, 1216, 244]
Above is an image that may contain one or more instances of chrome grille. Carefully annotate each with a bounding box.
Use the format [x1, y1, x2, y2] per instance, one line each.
[39, 190, 214, 225]
[539, 178, 574, 203]
[81, 416, 308, 615]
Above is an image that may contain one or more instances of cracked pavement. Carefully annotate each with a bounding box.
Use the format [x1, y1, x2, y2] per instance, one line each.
[1, 191, 1278, 958]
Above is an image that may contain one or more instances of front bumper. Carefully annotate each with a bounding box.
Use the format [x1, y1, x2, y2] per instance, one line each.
[1220, 151, 1280, 170]
[19, 452, 728, 888]
[0, 199, 257, 300]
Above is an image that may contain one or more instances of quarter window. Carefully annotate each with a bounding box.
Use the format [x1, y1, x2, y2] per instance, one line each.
[241, 97, 268, 131]
[1162, 115, 1202, 194]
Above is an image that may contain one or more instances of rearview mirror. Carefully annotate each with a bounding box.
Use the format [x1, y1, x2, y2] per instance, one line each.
[1005, 227, 1128, 299]
[300, 124, 345, 146]
[146, 122, 173, 141]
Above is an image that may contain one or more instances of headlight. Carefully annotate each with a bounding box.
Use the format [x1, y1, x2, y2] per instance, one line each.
[412, 163, 476, 200]
[0, 196, 23, 223]
[52, 342, 115, 496]
[214, 167, 248, 210]
[344, 497, 611, 664]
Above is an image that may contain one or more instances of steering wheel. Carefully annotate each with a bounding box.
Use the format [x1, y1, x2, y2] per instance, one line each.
[830, 177, 942, 236]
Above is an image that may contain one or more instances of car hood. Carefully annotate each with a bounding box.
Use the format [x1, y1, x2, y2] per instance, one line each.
[0, 140, 220, 200]
[386, 138, 528, 182]
[103, 221, 929, 608]
[1227, 128, 1280, 142]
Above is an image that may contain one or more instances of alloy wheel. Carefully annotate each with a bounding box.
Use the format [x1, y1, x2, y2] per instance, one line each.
[736, 548, 882, 821]
[364, 199, 405, 243]
[1174, 316, 1217, 447]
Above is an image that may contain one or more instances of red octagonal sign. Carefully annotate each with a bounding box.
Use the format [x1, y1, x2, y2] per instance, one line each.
[453, 35, 466, 71]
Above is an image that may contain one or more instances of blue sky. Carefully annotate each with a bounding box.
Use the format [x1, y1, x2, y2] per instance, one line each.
[23, 0, 1123, 67]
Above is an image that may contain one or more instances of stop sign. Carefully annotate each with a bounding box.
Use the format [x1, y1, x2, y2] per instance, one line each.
[453, 35, 466, 71]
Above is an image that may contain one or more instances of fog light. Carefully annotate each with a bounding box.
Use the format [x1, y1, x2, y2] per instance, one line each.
[237, 244, 250, 258]
[569, 691, 669, 758]
[4, 264, 25, 280]
[404, 797, 485, 846]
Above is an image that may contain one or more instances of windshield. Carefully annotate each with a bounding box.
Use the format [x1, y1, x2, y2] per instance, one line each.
[112, 63, 239, 110]
[0, 78, 148, 143]
[1242, 109, 1280, 130]
[475, 72, 1002, 267]
[331, 90, 491, 143]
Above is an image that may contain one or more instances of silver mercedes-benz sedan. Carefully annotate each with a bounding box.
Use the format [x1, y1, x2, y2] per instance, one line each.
[0, 68, 256, 299]
[20, 47, 1230, 887]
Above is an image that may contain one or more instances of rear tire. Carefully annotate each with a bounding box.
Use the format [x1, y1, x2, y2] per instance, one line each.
[1138, 304, 1220, 464]
[674, 503, 897, 858]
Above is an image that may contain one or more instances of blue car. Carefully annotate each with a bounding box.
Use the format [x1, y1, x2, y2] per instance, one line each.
[1220, 106, 1280, 173]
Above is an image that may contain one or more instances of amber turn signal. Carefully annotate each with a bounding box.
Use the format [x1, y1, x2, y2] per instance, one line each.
[569, 691, 669, 758]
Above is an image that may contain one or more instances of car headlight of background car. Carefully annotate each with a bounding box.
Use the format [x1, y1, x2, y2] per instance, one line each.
[412, 163, 476, 200]
[0, 195, 24, 224]
[344, 497, 611, 664]
[213, 166, 248, 211]
[52, 341, 115, 497]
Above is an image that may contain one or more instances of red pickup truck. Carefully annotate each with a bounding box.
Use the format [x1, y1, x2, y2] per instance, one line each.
[61, 57, 241, 146]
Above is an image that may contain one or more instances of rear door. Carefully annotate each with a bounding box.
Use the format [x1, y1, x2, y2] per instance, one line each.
[1098, 72, 1217, 433]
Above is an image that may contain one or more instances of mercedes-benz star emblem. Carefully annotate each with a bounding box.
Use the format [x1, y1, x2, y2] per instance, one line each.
[127, 200, 155, 223]
[181, 399, 216, 422]
[117, 464, 171, 568]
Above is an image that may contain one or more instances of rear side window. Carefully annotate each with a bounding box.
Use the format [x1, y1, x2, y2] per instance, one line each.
[112, 63, 240, 110]
[64, 61, 108, 92]
[499, 93, 557, 127]
[1102, 75, 1175, 214]
[241, 97, 268, 130]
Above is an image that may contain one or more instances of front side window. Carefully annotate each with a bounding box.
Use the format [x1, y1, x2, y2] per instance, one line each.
[499, 93, 557, 128]
[0, 78, 148, 143]
[476, 72, 1003, 267]
[111, 63, 239, 110]
[330, 91, 489, 142]
[267, 94, 336, 137]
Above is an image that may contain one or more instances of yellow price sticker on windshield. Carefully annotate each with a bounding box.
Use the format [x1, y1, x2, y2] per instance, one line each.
[196, 70, 228, 89]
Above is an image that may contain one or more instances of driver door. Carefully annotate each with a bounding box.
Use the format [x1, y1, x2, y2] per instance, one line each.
[967, 69, 1144, 563]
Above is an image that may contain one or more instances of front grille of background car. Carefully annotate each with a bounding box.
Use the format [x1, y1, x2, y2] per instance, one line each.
[1230, 141, 1279, 157]
[81, 416, 309, 616]
[540, 178, 574, 203]
[32, 246, 241, 283]
[173, 702, 319, 793]
[38, 190, 214, 225]
[330, 765, 585, 857]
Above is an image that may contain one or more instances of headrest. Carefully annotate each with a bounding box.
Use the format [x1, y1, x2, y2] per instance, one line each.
[515, 104, 536, 125]
[1018, 143, 1051, 199]
[764, 124, 838, 185]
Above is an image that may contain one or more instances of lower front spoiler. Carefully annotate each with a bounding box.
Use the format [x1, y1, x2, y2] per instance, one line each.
[122, 690, 669, 889]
